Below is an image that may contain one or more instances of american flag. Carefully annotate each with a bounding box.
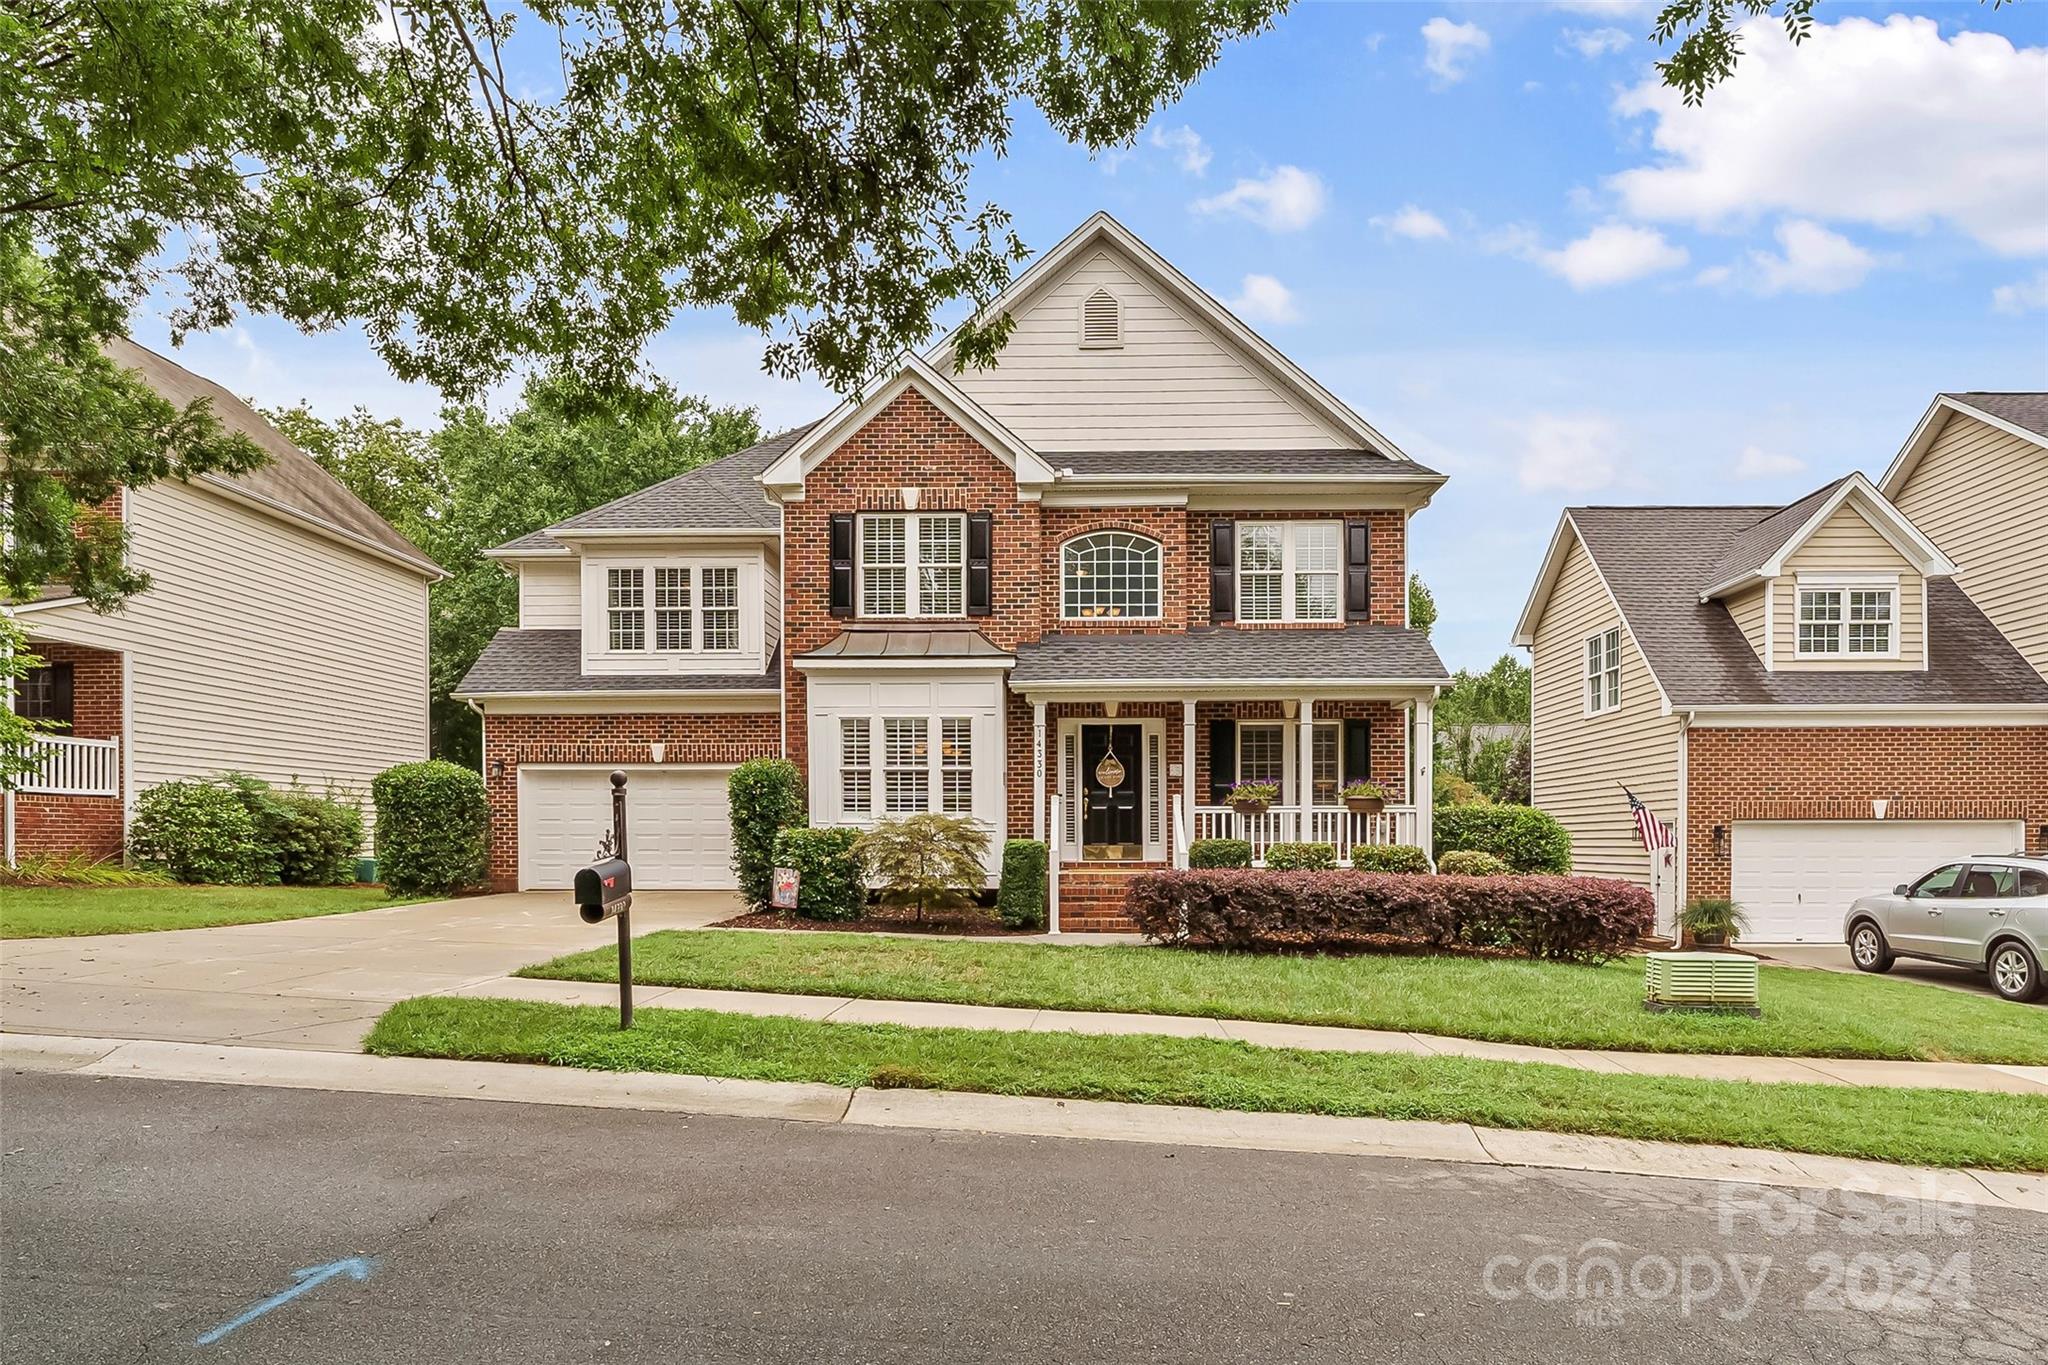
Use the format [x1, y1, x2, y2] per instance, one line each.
[1624, 787, 1675, 852]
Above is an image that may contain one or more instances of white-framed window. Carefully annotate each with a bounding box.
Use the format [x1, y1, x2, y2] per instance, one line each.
[941, 717, 973, 814]
[840, 719, 872, 817]
[860, 513, 965, 618]
[1237, 521, 1342, 623]
[603, 564, 744, 654]
[1584, 627, 1621, 715]
[1061, 531, 1162, 620]
[1238, 723, 1285, 790]
[1798, 582, 1895, 657]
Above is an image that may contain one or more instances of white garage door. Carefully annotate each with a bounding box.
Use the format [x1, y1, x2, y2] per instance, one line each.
[1731, 820, 2024, 943]
[519, 766, 737, 890]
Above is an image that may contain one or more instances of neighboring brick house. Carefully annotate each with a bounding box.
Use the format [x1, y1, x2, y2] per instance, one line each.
[458, 213, 1452, 925]
[1513, 396, 2048, 944]
[6, 340, 441, 864]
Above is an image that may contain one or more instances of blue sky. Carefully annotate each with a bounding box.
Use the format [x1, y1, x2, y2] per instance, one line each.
[132, 1, 2048, 672]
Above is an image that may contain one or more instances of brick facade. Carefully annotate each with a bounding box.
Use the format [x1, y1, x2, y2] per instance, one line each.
[1684, 725, 2048, 899]
[13, 641, 125, 861]
[482, 711, 782, 890]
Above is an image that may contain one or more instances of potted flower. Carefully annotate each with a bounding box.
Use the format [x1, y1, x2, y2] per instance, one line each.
[1340, 780, 1388, 815]
[1226, 781, 1279, 816]
[1681, 897, 1749, 949]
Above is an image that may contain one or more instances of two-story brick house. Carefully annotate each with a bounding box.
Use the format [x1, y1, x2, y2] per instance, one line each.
[458, 214, 1451, 928]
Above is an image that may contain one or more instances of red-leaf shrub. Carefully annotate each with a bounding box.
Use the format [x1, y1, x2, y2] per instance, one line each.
[1124, 869, 1651, 964]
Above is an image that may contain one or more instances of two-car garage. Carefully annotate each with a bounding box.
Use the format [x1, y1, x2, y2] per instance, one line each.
[1729, 819, 2025, 943]
[517, 766, 738, 891]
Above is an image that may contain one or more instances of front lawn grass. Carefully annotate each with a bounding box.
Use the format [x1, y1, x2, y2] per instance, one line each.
[0, 885, 421, 938]
[518, 931, 2048, 1065]
[366, 996, 2048, 1172]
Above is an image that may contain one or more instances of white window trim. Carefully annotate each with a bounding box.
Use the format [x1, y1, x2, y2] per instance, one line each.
[858, 512, 967, 620]
[600, 561, 745, 656]
[1583, 627, 1622, 717]
[1793, 573, 1901, 661]
[1235, 520, 1343, 624]
[1059, 530, 1164, 622]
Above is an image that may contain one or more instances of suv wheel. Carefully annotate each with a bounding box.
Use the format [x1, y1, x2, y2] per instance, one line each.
[1988, 941, 2043, 1003]
[1849, 921, 1894, 974]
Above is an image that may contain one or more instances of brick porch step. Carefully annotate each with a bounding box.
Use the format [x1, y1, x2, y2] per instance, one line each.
[1053, 862, 1167, 934]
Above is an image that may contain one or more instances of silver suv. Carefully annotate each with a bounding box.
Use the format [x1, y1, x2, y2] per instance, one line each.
[1844, 854, 2048, 1002]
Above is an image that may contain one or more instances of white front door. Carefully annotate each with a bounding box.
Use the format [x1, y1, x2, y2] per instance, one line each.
[519, 765, 737, 890]
[1729, 820, 2024, 944]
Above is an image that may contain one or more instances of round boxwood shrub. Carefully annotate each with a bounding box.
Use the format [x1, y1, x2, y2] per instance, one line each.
[128, 780, 265, 884]
[1349, 843, 1432, 873]
[1263, 841, 1336, 871]
[997, 839, 1049, 929]
[1188, 838, 1253, 869]
[265, 790, 365, 885]
[773, 826, 865, 921]
[1438, 849, 1512, 877]
[1433, 804, 1571, 874]
[729, 758, 806, 911]
[372, 760, 487, 897]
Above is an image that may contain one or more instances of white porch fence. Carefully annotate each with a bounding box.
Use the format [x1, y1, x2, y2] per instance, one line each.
[1186, 803, 1419, 868]
[10, 735, 120, 797]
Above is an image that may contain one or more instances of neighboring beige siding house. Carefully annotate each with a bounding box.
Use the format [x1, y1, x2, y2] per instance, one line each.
[1516, 410, 2048, 946]
[7, 340, 441, 863]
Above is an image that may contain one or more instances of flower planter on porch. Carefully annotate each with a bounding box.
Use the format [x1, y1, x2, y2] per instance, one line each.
[1230, 800, 1270, 817]
[1344, 796, 1385, 816]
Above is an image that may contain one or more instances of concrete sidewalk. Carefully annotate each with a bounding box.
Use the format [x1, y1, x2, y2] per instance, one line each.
[0, 891, 738, 1051]
[446, 975, 2048, 1096]
[7, 1031, 2042, 1214]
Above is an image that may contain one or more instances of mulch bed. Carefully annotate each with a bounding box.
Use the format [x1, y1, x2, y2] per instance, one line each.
[714, 906, 1042, 936]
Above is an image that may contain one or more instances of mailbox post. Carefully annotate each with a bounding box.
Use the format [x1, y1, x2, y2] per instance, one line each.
[571, 770, 635, 1029]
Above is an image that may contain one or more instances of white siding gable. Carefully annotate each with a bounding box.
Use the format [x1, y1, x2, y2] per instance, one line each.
[949, 248, 1349, 451]
[518, 560, 581, 628]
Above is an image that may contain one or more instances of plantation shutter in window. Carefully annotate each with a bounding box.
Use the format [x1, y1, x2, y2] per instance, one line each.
[1345, 520, 1371, 622]
[828, 514, 855, 618]
[1209, 521, 1235, 622]
[1208, 718, 1236, 804]
[966, 512, 992, 617]
[1343, 719, 1370, 792]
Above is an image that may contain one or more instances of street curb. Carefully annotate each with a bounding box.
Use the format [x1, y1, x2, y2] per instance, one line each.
[5, 1031, 2043, 1214]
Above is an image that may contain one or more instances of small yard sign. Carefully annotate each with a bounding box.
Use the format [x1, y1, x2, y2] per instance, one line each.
[772, 866, 800, 910]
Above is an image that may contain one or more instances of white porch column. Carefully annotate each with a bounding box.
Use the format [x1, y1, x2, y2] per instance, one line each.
[1296, 697, 1315, 819]
[1032, 700, 1047, 842]
[1181, 698, 1196, 808]
[1415, 697, 1435, 863]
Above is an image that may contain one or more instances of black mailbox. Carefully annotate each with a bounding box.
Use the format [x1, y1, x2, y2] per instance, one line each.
[574, 857, 633, 923]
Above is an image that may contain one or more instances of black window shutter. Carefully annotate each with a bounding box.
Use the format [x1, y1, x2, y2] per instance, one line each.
[966, 512, 992, 617]
[828, 514, 855, 618]
[1209, 520, 1236, 622]
[1345, 520, 1372, 622]
[1208, 718, 1237, 803]
[1343, 718, 1370, 790]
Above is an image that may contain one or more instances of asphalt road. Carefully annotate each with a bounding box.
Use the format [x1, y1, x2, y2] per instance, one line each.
[3, 1073, 2043, 1364]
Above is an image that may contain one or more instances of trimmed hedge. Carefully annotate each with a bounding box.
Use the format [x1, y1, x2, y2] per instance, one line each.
[1188, 838, 1252, 869]
[997, 839, 1049, 930]
[1263, 841, 1336, 871]
[1348, 844, 1432, 874]
[262, 789, 364, 886]
[730, 759, 805, 911]
[1124, 869, 1652, 964]
[1433, 804, 1571, 874]
[773, 827, 865, 921]
[372, 761, 487, 897]
[129, 780, 265, 884]
[1438, 848, 1512, 877]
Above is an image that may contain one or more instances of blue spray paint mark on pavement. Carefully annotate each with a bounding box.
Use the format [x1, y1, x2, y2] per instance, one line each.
[196, 1256, 378, 1346]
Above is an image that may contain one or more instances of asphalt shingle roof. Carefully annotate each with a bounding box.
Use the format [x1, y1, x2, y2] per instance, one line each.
[457, 630, 780, 695]
[1948, 392, 2048, 440]
[1701, 476, 1851, 591]
[544, 424, 814, 535]
[1568, 505, 2048, 708]
[1011, 625, 1448, 685]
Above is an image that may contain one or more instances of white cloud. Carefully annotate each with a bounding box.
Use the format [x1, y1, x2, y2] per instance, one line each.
[1547, 1, 1655, 14]
[1992, 270, 2048, 315]
[1148, 124, 1211, 176]
[1225, 274, 1301, 325]
[1563, 27, 1633, 59]
[1611, 16, 2048, 257]
[1742, 220, 1879, 295]
[1421, 18, 1490, 87]
[1733, 444, 1807, 480]
[1193, 165, 1327, 232]
[1370, 204, 1451, 241]
[1515, 414, 1622, 493]
[1364, 32, 1386, 55]
[1515, 222, 1690, 289]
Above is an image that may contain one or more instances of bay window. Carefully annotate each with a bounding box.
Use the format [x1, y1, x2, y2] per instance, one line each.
[860, 513, 965, 618]
[1237, 521, 1342, 623]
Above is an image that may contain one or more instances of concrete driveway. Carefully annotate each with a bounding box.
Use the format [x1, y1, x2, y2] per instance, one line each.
[0, 891, 740, 1051]
[1746, 943, 2010, 1000]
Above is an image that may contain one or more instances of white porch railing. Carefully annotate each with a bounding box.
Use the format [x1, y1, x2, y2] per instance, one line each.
[1191, 804, 1419, 867]
[11, 735, 120, 797]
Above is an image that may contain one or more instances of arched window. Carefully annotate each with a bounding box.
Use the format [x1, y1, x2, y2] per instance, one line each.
[1062, 531, 1162, 620]
[1079, 287, 1122, 348]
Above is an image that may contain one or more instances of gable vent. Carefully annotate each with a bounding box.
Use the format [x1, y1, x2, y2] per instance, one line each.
[1079, 287, 1122, 349]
